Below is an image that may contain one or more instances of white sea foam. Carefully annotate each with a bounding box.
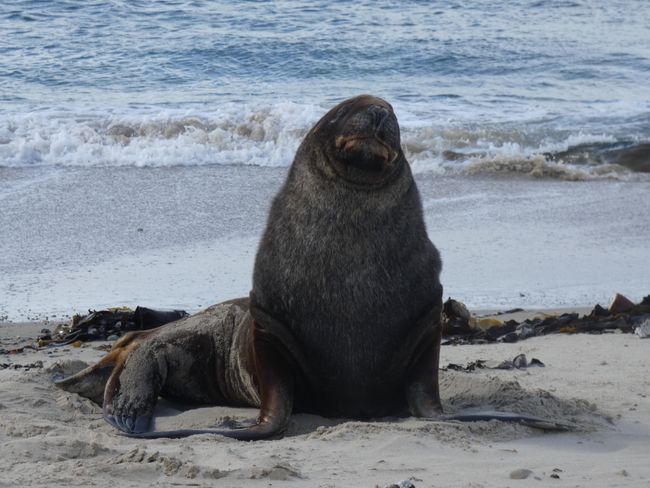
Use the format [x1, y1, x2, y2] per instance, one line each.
[0, 102, 322, 169]
[0, 103, 644, 180]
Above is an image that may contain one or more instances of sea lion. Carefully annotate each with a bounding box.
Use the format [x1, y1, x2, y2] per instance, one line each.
[56, 95, 571, 438]
[55, 298, 260, 432]
[247, 94, 444, 427]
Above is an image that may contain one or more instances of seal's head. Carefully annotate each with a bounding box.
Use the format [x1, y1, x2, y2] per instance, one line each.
[308, 95, 404, 187]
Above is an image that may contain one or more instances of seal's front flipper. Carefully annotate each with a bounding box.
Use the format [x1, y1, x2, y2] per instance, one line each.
[245, 317, 295, 438]
[117, 317, 295, 440]
[443, 410, 576, 432]
[404, 301, 444, 418]
[105, 408, 153, 434]
[103, 339, 167, 435]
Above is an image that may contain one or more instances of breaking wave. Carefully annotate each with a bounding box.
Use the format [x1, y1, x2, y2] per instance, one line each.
[1, 104, 648, 181]
[0, 103, 320, 169]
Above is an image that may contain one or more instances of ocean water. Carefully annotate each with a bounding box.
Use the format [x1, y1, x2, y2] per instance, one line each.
[1, 1, 649, 320]
[2, 0, 650, 176]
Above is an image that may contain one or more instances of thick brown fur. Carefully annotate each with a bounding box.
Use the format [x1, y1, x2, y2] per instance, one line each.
[57, 95, 445, 439]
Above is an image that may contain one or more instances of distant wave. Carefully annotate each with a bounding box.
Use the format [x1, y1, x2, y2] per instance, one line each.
[1, 105, 648, 181]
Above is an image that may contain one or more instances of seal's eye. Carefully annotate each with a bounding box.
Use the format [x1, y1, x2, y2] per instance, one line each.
[327, 106, 348, 126]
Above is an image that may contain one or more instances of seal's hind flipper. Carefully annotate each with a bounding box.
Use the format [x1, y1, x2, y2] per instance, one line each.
[116, 421, 287, 440]
[110, 405, 287, 441]
[443, 410, 576, 432]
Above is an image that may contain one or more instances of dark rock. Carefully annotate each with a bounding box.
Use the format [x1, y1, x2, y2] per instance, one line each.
[609, 293, 635, 314]
[591, 304, 610, 317]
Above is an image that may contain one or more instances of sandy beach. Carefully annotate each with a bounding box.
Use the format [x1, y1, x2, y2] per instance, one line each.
[1, 311, 648, 488]
[3, 2, 650, 487]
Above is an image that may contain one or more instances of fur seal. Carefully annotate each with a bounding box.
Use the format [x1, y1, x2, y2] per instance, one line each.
[56, 95, 572, 438]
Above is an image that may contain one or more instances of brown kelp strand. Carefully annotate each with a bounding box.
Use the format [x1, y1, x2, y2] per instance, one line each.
[442, 294, 650, 345]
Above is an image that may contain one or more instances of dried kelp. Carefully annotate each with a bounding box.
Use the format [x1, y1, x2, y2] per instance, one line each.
[442, 294, 650, 345]
[37, 307, 188, 345]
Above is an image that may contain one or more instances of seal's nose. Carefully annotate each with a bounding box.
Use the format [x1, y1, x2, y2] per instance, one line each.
[367, 104, 390, 129]
[367, 104, 399, 150]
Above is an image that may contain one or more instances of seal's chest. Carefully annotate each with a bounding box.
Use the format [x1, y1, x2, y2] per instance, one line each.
[289, 236, 400, 313]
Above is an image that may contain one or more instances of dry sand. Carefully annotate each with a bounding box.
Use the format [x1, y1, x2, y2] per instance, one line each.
[1, 314, 648, 488]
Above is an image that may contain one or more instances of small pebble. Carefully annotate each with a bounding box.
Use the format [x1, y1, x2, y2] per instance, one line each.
[510, 469, 533, 479]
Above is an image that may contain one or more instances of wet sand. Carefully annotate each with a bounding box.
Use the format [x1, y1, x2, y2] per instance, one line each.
[2, 168, 649, 321]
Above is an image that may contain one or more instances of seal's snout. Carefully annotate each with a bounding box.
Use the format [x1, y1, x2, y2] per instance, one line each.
[334, 101, 401, 173]
[347, 102, 397, 142]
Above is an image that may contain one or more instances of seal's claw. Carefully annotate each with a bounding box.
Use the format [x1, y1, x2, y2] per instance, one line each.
[106, 398, 154, 433]
[103, 402, 136, 433]
[108, 395, 156, 433]
[104, 413, 119, 430]
[105, 411, 144, 434]
[124, 416, 135, 432]
[112, 414, 126, 432]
